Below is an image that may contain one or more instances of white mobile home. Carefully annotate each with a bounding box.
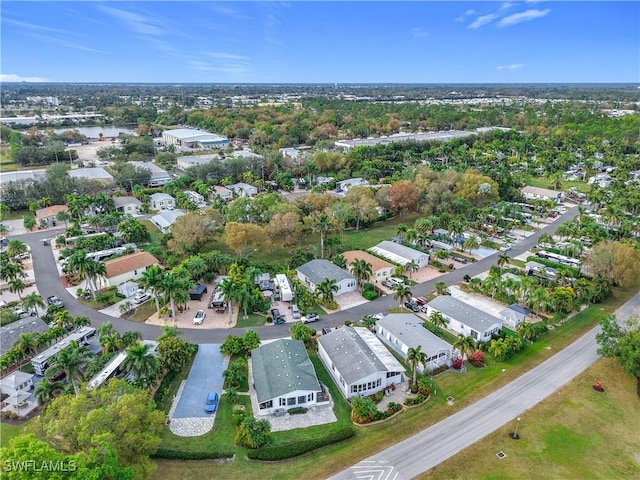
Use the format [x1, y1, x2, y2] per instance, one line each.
[275, 274, 293, 302]
[31, 327, 96, 376]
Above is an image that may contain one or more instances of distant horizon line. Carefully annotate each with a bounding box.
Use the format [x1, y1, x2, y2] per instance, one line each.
[1, 82, 638, 87]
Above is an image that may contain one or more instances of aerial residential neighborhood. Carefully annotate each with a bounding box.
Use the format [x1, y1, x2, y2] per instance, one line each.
[0, 2, 639, 480]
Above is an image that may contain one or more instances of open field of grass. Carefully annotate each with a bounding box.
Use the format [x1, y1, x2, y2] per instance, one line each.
[151, 280, 637, 480]
[125, 301, 158, 323]
[527, 177, 590, 194]
[0, 422, 26, 445]
[420, 357, 640, 480]
[236, 312, 268, 328]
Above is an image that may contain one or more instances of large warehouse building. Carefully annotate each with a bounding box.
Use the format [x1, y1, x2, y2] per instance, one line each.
[162, 128, 229, 149]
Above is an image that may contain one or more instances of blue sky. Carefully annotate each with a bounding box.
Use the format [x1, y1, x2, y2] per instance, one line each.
[1, 1, 638, 83]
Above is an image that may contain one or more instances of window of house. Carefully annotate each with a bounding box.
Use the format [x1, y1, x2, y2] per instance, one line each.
[298, 396, 306, 404]
[287, 397, 296, 406]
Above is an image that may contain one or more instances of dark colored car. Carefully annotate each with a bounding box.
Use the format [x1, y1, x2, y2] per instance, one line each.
[404, 301, 421, 313]
[205, 392, 219, 413]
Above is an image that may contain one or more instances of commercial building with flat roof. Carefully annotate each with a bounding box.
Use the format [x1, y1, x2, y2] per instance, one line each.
[335, 130, 476, 150]
[163, 128, 229, 149]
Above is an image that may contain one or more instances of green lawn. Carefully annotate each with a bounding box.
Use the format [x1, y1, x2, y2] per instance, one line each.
[340, 213, 421, 252]
[151, 281, 637, 480]
[527, 177, 590, 194]
[420, 358, 640, 480]
[0, 422, 26, 445]
[236, 313, 268, 328]
[125, 301, 158, 323]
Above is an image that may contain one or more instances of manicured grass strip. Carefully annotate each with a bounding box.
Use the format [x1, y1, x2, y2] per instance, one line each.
[248, 427, 355, 461]
[419, 358, 640, 480]
[236, 313, 267, 328]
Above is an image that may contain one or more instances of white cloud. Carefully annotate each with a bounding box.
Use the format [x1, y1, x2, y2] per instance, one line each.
[498, 9, 551, 27]
[0, 73, 48, 82]
[3, 18, 64, 33]
[468, 13, 499, 29]
[455, 9, 476, 22]
[205, 52, 249, 60]
[26, 33, 108, 54]
[411, 27, 429, 38]
[497, 63, 524, 70]
[98, 6, 165, 36]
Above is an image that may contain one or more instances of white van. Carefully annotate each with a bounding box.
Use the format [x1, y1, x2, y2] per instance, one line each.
[291, 305, 301, 319]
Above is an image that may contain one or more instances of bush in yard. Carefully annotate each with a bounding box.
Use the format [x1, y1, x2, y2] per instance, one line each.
[417, 377, 433, 396]
[232, 410, 247, 426]
[468, 350, 486, 367]
[247, 427, 355, 461]
[404, 393, 426, 406]
[287, 406, 308, 415]
[362, 289, 379, 300]
[221, 335, 244, 356]
[386, 402, 402, 414]
[235, 416, 271, 449]
[152, 448, 234, 460]
[351, 396, 378, 424]
[452, 357, 464, 370]
[374, 391, 385, 403]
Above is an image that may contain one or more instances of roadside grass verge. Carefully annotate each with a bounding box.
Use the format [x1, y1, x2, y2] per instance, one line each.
[236, 313, 267, 329]
[124, 301, 158, 323]
[420, 358, 640, 480]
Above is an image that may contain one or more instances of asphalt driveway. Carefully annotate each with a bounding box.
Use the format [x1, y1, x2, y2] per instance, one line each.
[172, 344, 227, 419]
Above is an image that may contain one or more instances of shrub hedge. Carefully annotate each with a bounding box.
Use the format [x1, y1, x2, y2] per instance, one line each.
[247, 426, 355, 461]
[152, 448, 234, 460]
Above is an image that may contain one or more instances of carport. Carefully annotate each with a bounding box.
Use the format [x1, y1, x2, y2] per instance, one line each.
[171, 344, 227, 419]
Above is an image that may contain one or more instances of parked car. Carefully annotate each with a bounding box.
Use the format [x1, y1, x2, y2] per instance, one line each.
[301, 313, 319, 324]
[14, 252, 30, 261]
[47, 296, 64, 308]
[193, 310, 206, 325]
[204, 392, 219, 413]
[381, 278, 397, 288]
[273, 315, 286, 325]
[13, 307, 35, 319]
[414, 296, 427, 306]
[270, 308, 281, 319]
[133, 290, 151, 304]
[291, 304, 301, 319]
[499, 244, 512, 252]
[403, 301, 421, 313]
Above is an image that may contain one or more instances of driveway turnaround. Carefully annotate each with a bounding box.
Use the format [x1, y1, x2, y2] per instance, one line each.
[172, 344, 226, 419]
[328, 292, 639, 480]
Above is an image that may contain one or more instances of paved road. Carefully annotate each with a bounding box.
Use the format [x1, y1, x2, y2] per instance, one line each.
[17, 207, 579, 343]
[329, 291, 640, 480]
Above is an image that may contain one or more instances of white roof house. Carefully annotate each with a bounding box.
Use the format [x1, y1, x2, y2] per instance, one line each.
[163, 128, 229, 149]
[296, 259, 357, 296]
[376, 314, 453, 372]
[132, 161, 173, 187]
[232, 150, 264, 160]
[228, 182, 258, 197]
[336, 178, 368, 192]
[150, 210, 185, 233]
[113, 196, 142, 215]
[212, 185, 233, 201]
[0, 371, 34, 396]
[334, 130, 476, 150]
[369, 240, 429, 268]
[521, 186, 564, 203]
[149, 193, 175, 210]
[68, 167, 114, 185]
[0, 169, 46, 191]
[426, 296, 502, 344]
[318, 326, 405, 399]
[176, 154, 220, 170]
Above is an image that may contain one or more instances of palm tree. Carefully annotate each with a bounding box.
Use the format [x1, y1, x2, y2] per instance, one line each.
[393, 284, 412, 309]
[396, 224, 408, 242]
[14, 332, 40, 357]
[6, 239, 28, 259]
[537, 233, 554, 246]
[488, 338, 507, 360]
[84, 259, 106, 297]
[463, 235, 480, 254]
[160, 270, 191, 319]
[181, 255, 208, 283]
[122, 343, 160, 389]
[527, 287, 549, 318]
[316, 278, 339, 305]
[497, 252, 511, 269]
[157, 325, 181, 342]
[332, 254, 347, 269]
[219, 277, 239, 325]
[404, 259, 419, 279]
[429, 311, 449, 330]
[0, 260, 25, 282]
[22, 292, 45, 316]
[49, 340, 92, 396]
[311, 213, 333, 259]
[453, 334, 477, 361]
[517, 322, 536, 342]
[406, 345, 427, 390]
[351, 258, 373, 289]
[35, 377, 64, 404]
[434, 281, 449, 296]
[140, 264, 164, 312]
[52, 310, 74, 330]
[7, 277, 26, 300]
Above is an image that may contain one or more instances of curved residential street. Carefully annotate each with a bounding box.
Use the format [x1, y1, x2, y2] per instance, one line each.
[17, 206, 580, 343]
[328, 291, 639, 480]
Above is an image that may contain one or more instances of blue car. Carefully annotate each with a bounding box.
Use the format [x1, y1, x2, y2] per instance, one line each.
[205, 392, 219, 413]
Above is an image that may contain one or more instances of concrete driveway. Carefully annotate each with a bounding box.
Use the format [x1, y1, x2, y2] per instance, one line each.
[172, 344, 227, 419]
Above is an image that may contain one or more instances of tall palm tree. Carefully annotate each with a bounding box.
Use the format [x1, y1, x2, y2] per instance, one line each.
[7, 277, 26, 300]
[1, 261, 25, 283]
[122, 343, 160, 389]
[35, 377, 64, 404]
[434, 281, 449, 296]
[219, 277, 239, 325]
[406, 345, 427, 389]
[140, 264, 165, 312]
[157, 325, 181, 342]
[311, 212, 333, 259]
[316, 278, 339, 304]
[394, 284, 412, 309]
[6, 239, 28, 259]
[160, 270, 191, 319]
[22, 292, 45, 316]
[453, 334, 477, 361]
[396, 224, 408, 242]
[351, 258, 373, 289]
[429, 311, 449, 330]
[537, 233, 554, 246]
[181, 255, 208, 283]
[14, 332, 40, 357]
[517, 322, 536, 342]
[497, 252, 511, 269]
[53, 310, 74, 330]
[84, 258, 106, 297]
[49, 340, 92, 396]
[404, 260, 419, 279]
[121, 330, 143, 349]
[526, 287, 549, 318]
[463, 235, 480, 254]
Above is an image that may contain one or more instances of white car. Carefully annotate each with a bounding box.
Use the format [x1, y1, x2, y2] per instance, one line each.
[193, 310, 206, 325]
[13, 307, 35, 319]
[499, 244, 512, 252]
[133, 290, 151, 304]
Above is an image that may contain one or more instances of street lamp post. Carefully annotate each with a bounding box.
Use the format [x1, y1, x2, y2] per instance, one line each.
[511, 417, 521, 440]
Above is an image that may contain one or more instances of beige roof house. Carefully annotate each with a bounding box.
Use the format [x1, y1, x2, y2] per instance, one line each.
[35, 205, 69, 223]
[101, 251, 160, 287]
[343, 250, 396, 282]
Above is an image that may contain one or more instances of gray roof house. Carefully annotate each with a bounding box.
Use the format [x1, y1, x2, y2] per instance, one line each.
[426, 296, 502, 344]
[317, 326, 405, 399]
[68, 167, 115, 185]
[296, 259, 357, 296]
[376, 314, 453, 372]
[113, 196, 142, 216]
[150, 210, 185, 233]
[369, 240, 429, 268]
[251, 339, 323, 415]
[149, 193, 175, 210]
[500, 304, 532, 330]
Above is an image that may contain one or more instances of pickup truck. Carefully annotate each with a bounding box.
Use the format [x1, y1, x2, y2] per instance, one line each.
[47, 296, 65, 308]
